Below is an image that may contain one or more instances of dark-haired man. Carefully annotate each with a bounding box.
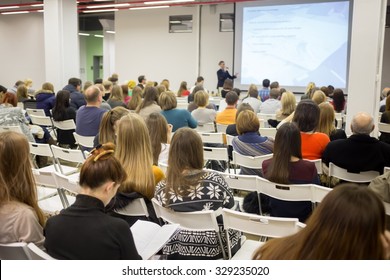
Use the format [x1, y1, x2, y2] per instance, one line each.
[216, 61, 237, 89]
[63, 77, 86, 110]
[137, 75, 146, 89]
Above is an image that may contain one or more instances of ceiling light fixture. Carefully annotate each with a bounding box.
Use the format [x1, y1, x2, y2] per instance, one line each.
[83, 8, 119, 13]
[130, 5, 170, 10]
[144, 0, 194, 5]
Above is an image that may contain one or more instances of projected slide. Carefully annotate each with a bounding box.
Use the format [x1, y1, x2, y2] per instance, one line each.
[240, 1, 350, 88]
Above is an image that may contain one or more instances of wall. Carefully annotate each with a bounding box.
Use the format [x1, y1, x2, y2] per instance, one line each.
[115, 6, 200, 91]
[200, 4, 234, 92]
[0, 13, 45, 90]
[381, 28, 390, 90]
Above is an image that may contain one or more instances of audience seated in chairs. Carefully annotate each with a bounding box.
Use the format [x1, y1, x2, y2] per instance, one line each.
[44, 143, 141, 260]
[322, 112, 390, 175]
[191, 90, 217, 124]
[154, 128, 241, 259]
[253, 184, 390, 260]
[0, 131, 45, 249]
[108, 113, 164, 226]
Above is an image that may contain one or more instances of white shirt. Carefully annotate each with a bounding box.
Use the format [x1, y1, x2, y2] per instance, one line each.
[241, 97, 262, 113]
[259, 98, 281, 114]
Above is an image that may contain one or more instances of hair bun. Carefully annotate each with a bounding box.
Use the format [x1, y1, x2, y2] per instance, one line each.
[91, 142, 116, 161]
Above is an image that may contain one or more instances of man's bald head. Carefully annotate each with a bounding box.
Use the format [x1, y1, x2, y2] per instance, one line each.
[351, 112, 374, 135]
[85, 85, 101, 104]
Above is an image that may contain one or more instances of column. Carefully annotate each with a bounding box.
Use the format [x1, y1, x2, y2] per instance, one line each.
[100, 19, 116, 80]
[44, 0, 79, 91]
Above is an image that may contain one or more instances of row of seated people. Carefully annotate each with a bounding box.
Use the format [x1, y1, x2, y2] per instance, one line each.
[1, 123, 389, 259]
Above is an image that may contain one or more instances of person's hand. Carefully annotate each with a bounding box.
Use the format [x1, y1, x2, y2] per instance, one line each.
[381, 230, 390, 259]
[234, 72, 239, 77]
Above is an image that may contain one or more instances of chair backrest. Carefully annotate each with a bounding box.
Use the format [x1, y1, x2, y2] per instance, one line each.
[329, 162, 380, 183]
[257, 113, 276, 128]
[203, 147, 229, 162]
[73, 132, 95, 149]
[226, 134, 234, 146]
[30, 115, 53, 127]
[195, 122, 216, 133]
[259, 128, 277, 139]
[0, 242, 31, 260]
[384, 201, 390, 216]
[27, 243, 55, 260]
[158, 162, 168, 174]
[176, 97, 188, 103]
[53, 172, 81, 194]
[17, 102, 24, 109]
[311, 184, 332, 204]
[216, 123, 228, 133]
[378, 122, 390, 133]
[233, 151, 273, 169]
[256, 176, 313, 202]
[222, 208, 304, 239]
[114, 198, 149, 217]
[176, 103, 189, 110]
[334, 113, 344, 129]
[32, 169, 58, 189]
[29, 142, 55, 157]
[305, 159, 323, 174]
[0, 125, 23, 134]
[384, 166, 390, 173]
[198, 132, 225, 144]
[151, 198, 220, 231]
[53, 119, 76, 130]
[51, 145, 85, 174]
[26, 108, 46, 117]
[218, 172, 258, 193]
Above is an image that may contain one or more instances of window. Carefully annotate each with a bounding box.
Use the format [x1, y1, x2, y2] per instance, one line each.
[169, 15, 193, 33]
[220, 13, 234, 32]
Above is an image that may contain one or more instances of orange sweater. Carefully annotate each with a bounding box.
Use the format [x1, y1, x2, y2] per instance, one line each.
[300, 132, 330, 160]
[216, 108, 237, 125]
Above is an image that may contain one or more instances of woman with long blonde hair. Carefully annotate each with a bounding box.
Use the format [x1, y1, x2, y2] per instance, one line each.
[0, 131, 45, 248]
[253, 184, 390, 260]
[127, 86, 142, 111]
[276, 91, 296, 121]
[317, 103, 346, 141]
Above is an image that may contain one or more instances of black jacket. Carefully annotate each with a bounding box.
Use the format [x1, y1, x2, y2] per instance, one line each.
[63, 84, 86, 110]
[44, 195, 142, 260]
[322, 134, 390, 174]
[216, 69, 236, 88]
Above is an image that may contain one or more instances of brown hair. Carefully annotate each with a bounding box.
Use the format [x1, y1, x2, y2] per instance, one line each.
[235, 103, 254, 121]
[332, 89, 345, 113]
[253, 184, 387, 259]
[177, 81, 188, 97]
[115, 113, 155, 199]
[127, 86, 142, 110]
[80, 143, 126, 189]
[0, 131, 45, 226]
[223, 79, 233, 91]
[236, 110, 259, 135]
[386, 95, 390, 112]
[161, 79, 170, 91]
[247, 84, 259, 98]
[312, 90, 326, 105]
[280, 91, 296, 116]
[159, 91, 177, 110]
[164, 128, 204, 205]
[136, 86, 159, 113]
[317, 103, 336, 137]
[42, 82, 54, 92]
[265, 122, 302, 184]
[109, 85, 124, 101]
[16, 85, 28, 100]
[103, 80, 113, 91]
[293, 99, 320, 132]
[194, 90, 209, 107]
[2, 92, 17, 107]
[225, 91, 239, 106]
[146, 113, 169, 165]
[98, 107, 130, 145]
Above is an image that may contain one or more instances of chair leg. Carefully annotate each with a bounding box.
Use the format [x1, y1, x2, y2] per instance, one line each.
[257, 192, 263, 216]
[217, 232, 227, 260]
[225, 229, 232, 260]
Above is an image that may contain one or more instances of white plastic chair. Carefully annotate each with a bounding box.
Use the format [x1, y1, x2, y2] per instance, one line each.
[0, 125, 23, 134]
[311, 184, 332, 204]
[226, 134, 234, 146]
[384, 201, 390, 216]
[51, 145, 85, 175]
[222, 208, 305, 259]
[203, 147, 230, 172]
[384, 167, 390, 173]
[52, 119, 76, 130]
[27, 243, 55, 260]
[257, 113, 276, 128]
[378, 122, 390, 133]
[53, 172, 81, 195]
[29, 115, 53, 127]
[334, 113, 345, 129]
[305, 158, 323, 174]
[114, 198, 149, 218]
[158, 162, 168, 175]
[151, 198, 226, 259]
[329, 162, 380, 184]
[0, 242, 31, 260]
[259, 127, 277, 139]
[73, 132, 95, 149]
[232, 151, 273, 173]
[216, 123, 228, 133]
[176, 103, 189, 110]
[198, 132, 225, 144]
[195, 122, 216, 133]
[26, 108, 46, 117]
[256, 176, 314, 215]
